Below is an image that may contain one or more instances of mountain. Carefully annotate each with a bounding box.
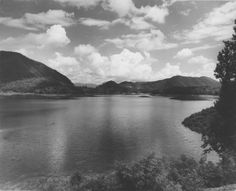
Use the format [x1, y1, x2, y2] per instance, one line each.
[94, 81, 129, 94]
[136, 76, 220, 94]
[95, 76, 220, 95]
[0, 51, 75, 94]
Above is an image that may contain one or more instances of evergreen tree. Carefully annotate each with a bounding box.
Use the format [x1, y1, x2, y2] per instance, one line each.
[209, 19, 236, 152]
[215, 19, 236, 116]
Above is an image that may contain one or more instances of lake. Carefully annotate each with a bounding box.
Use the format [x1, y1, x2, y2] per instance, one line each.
[0, 95, 216, 183]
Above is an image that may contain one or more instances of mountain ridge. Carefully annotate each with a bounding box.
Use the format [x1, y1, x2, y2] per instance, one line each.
[0, 50, 220, 95]
[94, 76, 220, 95]
[0, 51, 75, 94]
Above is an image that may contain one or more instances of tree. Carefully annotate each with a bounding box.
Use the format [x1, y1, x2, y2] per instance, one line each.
[215, 19, 236, 116]
[209, 19, 236, 153]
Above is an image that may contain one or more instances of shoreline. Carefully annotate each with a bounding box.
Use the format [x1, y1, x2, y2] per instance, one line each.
[0, 91, 219, 101]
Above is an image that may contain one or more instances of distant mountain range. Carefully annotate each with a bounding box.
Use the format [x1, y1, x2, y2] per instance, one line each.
[94, 76, 220, 95]
[0, 51, 220, 95]
[0, 51, 75, 94]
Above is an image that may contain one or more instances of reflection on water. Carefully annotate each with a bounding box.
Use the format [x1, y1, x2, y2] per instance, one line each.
[0, 95, 216, 183]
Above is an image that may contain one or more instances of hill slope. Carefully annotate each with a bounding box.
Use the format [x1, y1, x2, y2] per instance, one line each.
[96, 76, 220, 95]
[0, 51, 75, 94]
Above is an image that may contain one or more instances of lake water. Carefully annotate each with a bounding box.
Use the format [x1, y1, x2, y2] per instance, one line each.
[0, 95, 216, 183]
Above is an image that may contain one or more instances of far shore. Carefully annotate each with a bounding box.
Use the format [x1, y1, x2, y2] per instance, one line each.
[0, 91, 219, 101]
[0, 92, 79, 99]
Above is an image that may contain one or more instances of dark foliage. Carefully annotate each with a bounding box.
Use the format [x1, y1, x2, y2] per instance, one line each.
[208, 19, 236, 153]
[183, 19, 236, 154]
[70, 154, 236, 191]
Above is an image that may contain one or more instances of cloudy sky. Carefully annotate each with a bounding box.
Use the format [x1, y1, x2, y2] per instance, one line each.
[0, 0, 235, 84]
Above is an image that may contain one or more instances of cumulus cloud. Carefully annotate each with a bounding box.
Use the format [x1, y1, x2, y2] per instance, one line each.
[139, 6, 169, 24]
[74, 45, 156, 82]
[102, 0, 136, 17]
[175, 48, 193, 59]
[0, 25, 70, 52]
[106, 30, 177, 51]
[174, 1, 236, 43]
[70, 44, 189, 83]
[187, 55, 215, 77]
[108, 49, 154, 81]
[48, 52, 80, 81]
[74, 44, 98, 56]
[155, 63, 182, 79]
[0, 10, 75, 30]
[35, 25, 71, 48]
[70, 44, 181, 83]
[47, 46, 213, 83]
[58, 0, 169, 30]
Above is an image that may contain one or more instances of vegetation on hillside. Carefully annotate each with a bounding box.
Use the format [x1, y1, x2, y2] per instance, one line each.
[182, 107, 217, 134]
[93, 76, 220, 95]
[0, 51, 75, 94]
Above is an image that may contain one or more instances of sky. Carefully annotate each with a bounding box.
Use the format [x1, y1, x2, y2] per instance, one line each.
[0, 0, 235, 84]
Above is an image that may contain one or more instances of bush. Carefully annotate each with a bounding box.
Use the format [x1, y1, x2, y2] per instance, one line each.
[115, 154, 180, 191]
[70, 172, 82, 188]
[168, 155, 204, 191]
[70, 154, 236, 191]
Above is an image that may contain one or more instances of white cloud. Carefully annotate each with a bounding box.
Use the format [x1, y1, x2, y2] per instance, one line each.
[155, 63, 182, 79]
[105, 0, 169, 24]
[48, 52, 80, 81]
[74, 44, 98, 56]
[54, 0, 101, 9]
[174, 1, 236, 42]
[105, 0, 170, 25]
[188, 55, 215, 77]
[49, 52, 78, 68]
[104, 1, 170, 29]
[191, 44, 220, 51]
[0, 17, 36, 30]
[79, 16, 155, 31]
[73, 44, 160, 83]
[103, 0, 136, 17]
[108, 49, 153, 81]
[106, 30, 177, 51]
[79, 18, 111, 29]
[180, 9, 191, 16]
[113, 17, 155, 30]
[71, 44, 188, 83]
[54, 0, 169, 31]
[0, 10, 75, 30]
[37, 25, 71, 48]
[0, 25, 70, 52]
[175, 48, 193, 59]
[140, 6, 169, 23]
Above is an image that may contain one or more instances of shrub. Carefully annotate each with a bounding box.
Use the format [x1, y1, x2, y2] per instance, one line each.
[70, 154, 236, 191]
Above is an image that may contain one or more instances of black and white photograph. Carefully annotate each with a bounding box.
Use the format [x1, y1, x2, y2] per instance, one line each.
[0, 0, 236, 190]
